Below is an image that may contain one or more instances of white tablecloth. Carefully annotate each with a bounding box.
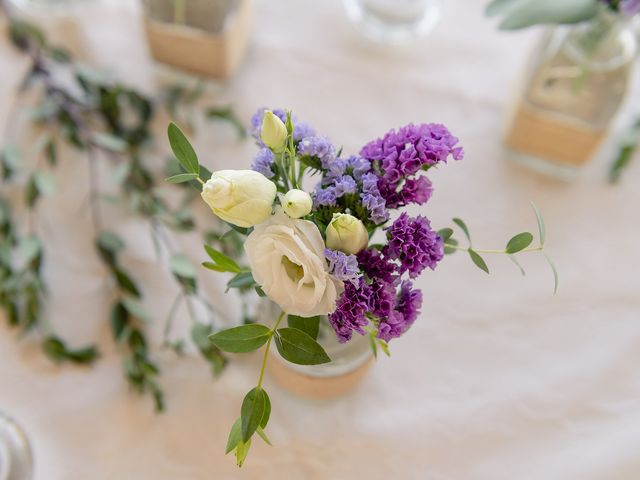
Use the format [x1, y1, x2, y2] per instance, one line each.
[1, 1, 640, 479]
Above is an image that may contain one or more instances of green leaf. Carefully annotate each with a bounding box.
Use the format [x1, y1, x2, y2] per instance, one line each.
[274, 327, 330, 365]
[235, 438, 251, 467]
[444, 238, 458, 255]
[208, 324, 271, 353]
[204, 245, 242, 273]
[111, 302, 128, 342]
[20, 236, 41, 264]
[544, 253, 559, 295]
[508, 255, 526, 276]
[260, 389, 271, 428]
[287, 315, 320, 340]
[114, 269, 141, 297]
[468, 249, 490, 274]
[191, 323, 212, 351]
[165, 173, 199, 184]
[453, 218, 471, 244]
[495, 0, 598, 30]
[202, 262, 226, 272]
[530, 201, 546, 246]
[255, 426, 272, 446]
[169, 253, 196, 279]
[97, 231, 125, 253]
[241, 387, 267, 442]
[437, 228, 454, 243]
[227, 271, 256, 290]
[505, 232, 534, 254]
[226, 418, 242, 454]
[168, 122, 199, 174]
[34, 171, 56, 196]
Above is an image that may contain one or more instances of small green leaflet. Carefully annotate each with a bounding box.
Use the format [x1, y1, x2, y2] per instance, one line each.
[453, 218, 471, 243]
[169, 253, 196, 279]
[437, 228, 453, 243]
[508, 255, 526, 276]
[530, 201, 546, 246]
[204, 245, 242, 273]
[208, 324, 271, 353]
[165, 173, 199, 184]
[240, 387, 268, 442]
[274, 327, 330, 365]
[226, 418, 242, 454]
[121, 296, 151, 322]
[468, 249, 489, 274]
[167, 122, 199, 175]
[544, 253, 559, 295]
[227, 271, 256, 291]
[505, 232, 533, 254]
[287, 315, 320, 340]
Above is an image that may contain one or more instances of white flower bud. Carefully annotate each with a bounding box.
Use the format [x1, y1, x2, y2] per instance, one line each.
[282, 189, 312, 219]
[260, 110, 288, 153]
[325, 213, 369, 255]
[201, 170, 276, 228]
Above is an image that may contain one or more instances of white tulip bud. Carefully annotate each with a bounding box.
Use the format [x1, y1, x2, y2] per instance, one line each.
[282, 189, 312, 219]
[325, 213, 369, 255]
[260, 110, 288, 153]
[201, 170, 277, 228]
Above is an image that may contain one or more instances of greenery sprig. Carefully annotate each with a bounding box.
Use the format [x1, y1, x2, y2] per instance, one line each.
[0, 12, 247, 409]
[439, 202, 558, 293]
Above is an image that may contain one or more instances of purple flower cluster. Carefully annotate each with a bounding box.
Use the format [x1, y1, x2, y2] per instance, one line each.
[329, 213, 443, 343]
[298, 136, 336, 169]
[251, 148, 275, 179]
[360, 123, 463, 208]
[384, 214, 443, 279]
[324, 249, 359, 285]
[361, 173, 390, 224]
[249, 107, 315, 144]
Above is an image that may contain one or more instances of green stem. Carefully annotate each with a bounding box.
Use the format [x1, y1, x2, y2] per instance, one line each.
[448, 245, 543, 255]
[173, 0, 186, 24]
[196, 177, 204, 185]
[256, 310, 285, 389]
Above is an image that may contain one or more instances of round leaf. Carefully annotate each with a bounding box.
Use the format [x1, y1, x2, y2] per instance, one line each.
[505, 232, 534, 254]
[208, 324, 271, 353]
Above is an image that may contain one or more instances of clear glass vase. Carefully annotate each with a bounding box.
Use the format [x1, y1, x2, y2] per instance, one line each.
[142, 0, 253, 79]
[0, 413, 33, 480]
[505, 8, 637, 179]
[343, 0, 442, 44]
[260, 301, 374, 399]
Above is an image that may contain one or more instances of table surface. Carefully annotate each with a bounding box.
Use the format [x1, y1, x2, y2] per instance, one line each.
[1, 1, 639, 479]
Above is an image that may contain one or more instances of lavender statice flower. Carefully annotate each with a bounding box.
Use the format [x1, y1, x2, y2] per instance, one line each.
[332, 175, 357, 196]
[298, 136, 337, 169]
[324, 249, 360, 285]
[345, 155, 371, 180]
[249, 107, 316, 144]
[377, 281, 423, 342]
[250, 148, 275, 179]
[313, 175, 356, 207]
[384, 213, 444, 279]
[361, 172, 390, 224]
[621, 0, 640, 14]
[328, 279, 372, 342]
[313, 184, 338, 207]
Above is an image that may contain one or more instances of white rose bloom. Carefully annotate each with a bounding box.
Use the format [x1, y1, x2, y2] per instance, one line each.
[325, 213, 369, 255]
[201, 170, 276, 228]
[245, 208, 343, 317]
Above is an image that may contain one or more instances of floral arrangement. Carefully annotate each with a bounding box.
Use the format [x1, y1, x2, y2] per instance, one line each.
[166, 109, 556, 466]
[486, 0, 639, 30]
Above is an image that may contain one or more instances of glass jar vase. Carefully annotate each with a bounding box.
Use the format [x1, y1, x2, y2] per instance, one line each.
[504, 7, 637, 179]
[260, 301, 374, 399]
[142, 0, 253, 79]
[0, 413, 32, 480]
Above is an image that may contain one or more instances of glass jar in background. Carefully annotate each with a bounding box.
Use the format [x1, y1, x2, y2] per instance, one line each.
[343, 0, 442, 44]
[4, 0, 88, 13]
[0, 413, 33, 480]
[505, 7, 637, 179]
[261, 301, 373, 399]
[142, 0, 253, 80]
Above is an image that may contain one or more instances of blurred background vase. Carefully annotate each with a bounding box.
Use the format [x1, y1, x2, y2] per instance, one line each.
[343, 0, 442, 44]
[0, 413, 32, 480]
[262, 301, 373, 400]
[142, 0, 253, 79]
[505, 7, 637, 179]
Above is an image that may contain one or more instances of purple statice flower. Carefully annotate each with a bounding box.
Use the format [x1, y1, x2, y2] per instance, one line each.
[313, 184, 338, 207]
[357, 248, 397, 284]
[329, 279, 372, 343]
[361, 173, 390, 224]
[377, 281, 423, 342]
[324, 158, 347, 182]
[298, 136, 336, 169]
[383, 213, 444, 279]
[359, 123, 463, 208]
[345, 155, 371, 180]
[332, 175, 357, 196]
[398, 176, 433, 206]
[621, 0, 640, 14]
[368, 281, 396, 320]
[250, 148, 275, 179]
[249, 107, 316, 144]
[324, 249, 360, 285]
